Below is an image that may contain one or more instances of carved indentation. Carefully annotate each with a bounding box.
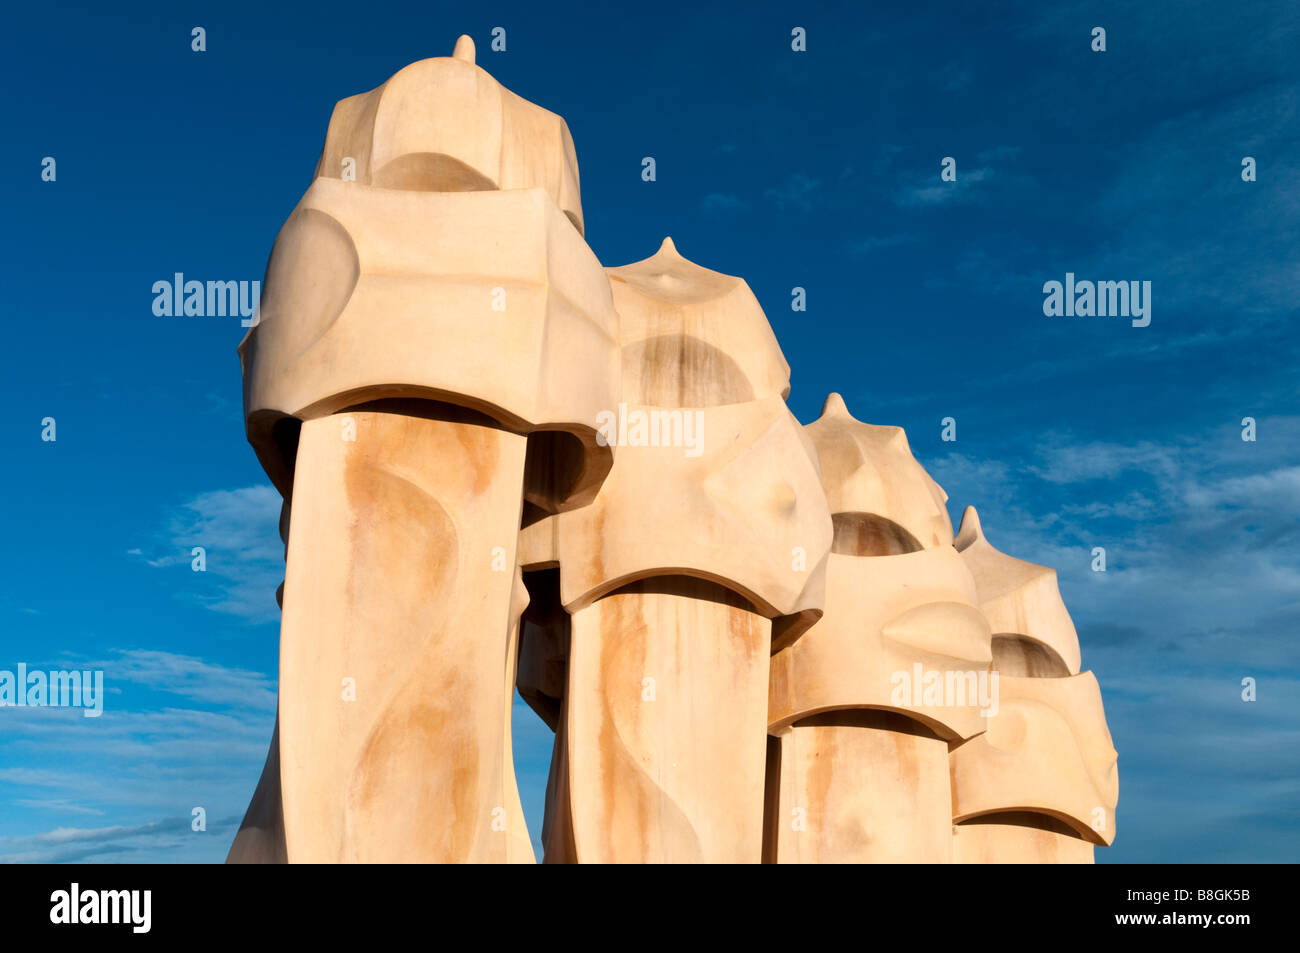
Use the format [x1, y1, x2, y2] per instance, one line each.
[831, 512, 924, 557]
[992, 634, 1072, 678]
[259, 208, 359, 355]
[621, 334, 756, 407]
[371, 152, 498, 192]
[524, 429, 588, 513]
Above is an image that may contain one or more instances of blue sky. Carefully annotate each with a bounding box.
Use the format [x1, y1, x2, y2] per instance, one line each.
[1, 0, 1297, 862]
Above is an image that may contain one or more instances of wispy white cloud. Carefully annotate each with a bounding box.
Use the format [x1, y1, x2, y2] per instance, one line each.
[135, 485, 283, 622]
[921, 412, 1300, 861]
[702, 192, 746, 212]
[897, 166, 991, 207]
[15, 799, 104, 816]
[848, 233, 917, 255]
[927, 415, 1300, 670]
[87, 649, 277, 712]
[764, 172, 820, 211]
[0, 815, 242, 864]
[0, 651, 277, 861]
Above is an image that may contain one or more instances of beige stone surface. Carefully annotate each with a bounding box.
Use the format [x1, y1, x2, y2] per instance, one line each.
[275, 407, 533, 862]
[527, 240, 829, 625]
[949, 508, 1117, 862]
[523, 240, 830, 863]
[225, 716, 287, 864]
[765, 393, 990, 862]
[950, 669, 1119, 855]
[768, 547, 993, 739]
[238, 180, 618, 497]
[232, 41, 612, 863]
[766, 712, 953, 864]
[552, 583, 772, 862]
[547, 394, 829, 619]
[313, 35, 584, 234]
[231, 38, 1117, 864]
[952, 813, 1096, 863]
[810, 392, 953, 551]
[956, 505, 1081, 675]
[608, 237, 790, 404]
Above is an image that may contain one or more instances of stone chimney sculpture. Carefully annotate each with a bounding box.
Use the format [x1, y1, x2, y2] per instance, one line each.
[764, 394, 992, 862]
[949, 507, 1119, 862]
[228, 37, 1117, 864]
[229, 36, 616, 863]
[516, 238, 830, 862]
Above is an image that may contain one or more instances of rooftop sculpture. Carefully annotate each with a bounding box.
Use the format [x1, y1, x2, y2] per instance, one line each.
[227, 36, 1117, 864]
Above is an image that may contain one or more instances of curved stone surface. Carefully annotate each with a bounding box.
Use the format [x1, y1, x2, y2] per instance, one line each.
[950, 670, 1119, 849]
[240, 181, 619, 497]
[956, 505, 1082, 675]
[312, 36, 584, 233]
[230, 40, 1118, 865]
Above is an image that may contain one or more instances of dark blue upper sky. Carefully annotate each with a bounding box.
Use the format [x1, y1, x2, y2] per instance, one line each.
[1, 0, 1297, 862]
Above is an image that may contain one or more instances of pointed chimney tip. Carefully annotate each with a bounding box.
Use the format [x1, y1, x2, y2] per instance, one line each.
[821, 392, 850, 417]
[955, 505, 985, 551]
[453, 34, 476, 64]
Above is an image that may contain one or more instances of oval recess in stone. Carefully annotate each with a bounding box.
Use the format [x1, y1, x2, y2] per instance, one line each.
[259, 207, 360, 360]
